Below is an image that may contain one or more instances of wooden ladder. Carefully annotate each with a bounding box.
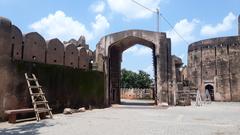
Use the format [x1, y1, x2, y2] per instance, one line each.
[24, 73, 53, 121]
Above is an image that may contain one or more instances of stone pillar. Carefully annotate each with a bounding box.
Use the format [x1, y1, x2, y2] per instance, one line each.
[156, 38, 169, 105]
[170, 57, 177, 105]
[103, 56, 109, 107]
[109, 46, 121, 104]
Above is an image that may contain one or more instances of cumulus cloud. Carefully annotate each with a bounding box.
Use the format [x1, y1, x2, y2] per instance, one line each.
[167, 19, 199, 44]
[30, 10, 110, 41]
[90, 1, 105, 13]
[201, 12, 236, 36]
[124, 46, 152, 56]
[92, 14, 110, 36]
[106, 0, 161, 19]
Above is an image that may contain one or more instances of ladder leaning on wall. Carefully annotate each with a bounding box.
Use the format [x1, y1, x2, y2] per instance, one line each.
[24, 73, 53, 121]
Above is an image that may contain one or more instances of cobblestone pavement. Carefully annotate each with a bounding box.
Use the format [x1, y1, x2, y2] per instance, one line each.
[0, 101, 240, 135]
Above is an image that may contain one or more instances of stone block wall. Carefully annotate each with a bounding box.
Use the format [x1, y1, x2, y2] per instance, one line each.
[23, 32, 46, 63]
[64, 43, 78, 68]
[188, 36, 240, 101]
[0, 17, 11, 56]
[0, 17, 101, 121]
[120, 88, 153, 99]
[46, 38, 64, 65]
[78, 47, 89, 69]
[2, 19, 93, 69]
[11, 25, 23, 60]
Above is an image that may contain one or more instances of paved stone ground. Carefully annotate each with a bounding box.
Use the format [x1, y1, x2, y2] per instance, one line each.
[0, 100, 240, 135]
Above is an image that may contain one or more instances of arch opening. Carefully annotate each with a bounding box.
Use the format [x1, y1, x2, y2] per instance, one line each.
[95, 30, 172, 107]
[205, 84, 214, 101]
[120, 44, 155, 105]
[108, 36, 157, 105]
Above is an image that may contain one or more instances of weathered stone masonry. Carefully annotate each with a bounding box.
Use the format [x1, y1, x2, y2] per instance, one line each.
[95, 30, 178, 106]
[188, 36, 240, 101]
[0, 16, 183, 121]
[0, 17, 102, 121]
[0, 17, 93, 68]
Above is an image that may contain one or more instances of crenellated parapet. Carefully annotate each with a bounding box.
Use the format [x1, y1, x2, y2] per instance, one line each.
[46, 38, 64, 65]
[0, 16, 94, 70]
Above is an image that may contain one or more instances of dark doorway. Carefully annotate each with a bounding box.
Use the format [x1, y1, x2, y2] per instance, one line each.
[205, 84, 214, 101]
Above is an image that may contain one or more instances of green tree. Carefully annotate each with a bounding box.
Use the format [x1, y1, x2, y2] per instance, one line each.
[120, 69, 152, 88]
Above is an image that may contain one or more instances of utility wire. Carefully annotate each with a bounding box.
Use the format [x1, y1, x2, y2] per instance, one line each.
[131, 0, 189, 45]
[131, 0, 156, 13]
[160, 14, 190, 45]
[131, 0, 159, 32]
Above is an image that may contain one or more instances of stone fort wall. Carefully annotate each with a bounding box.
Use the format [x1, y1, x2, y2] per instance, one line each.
[120, 88, 153, 99]
[0, 17, 102, 121]
[187, 36, 240, 101]
[1, 17, 94, 69]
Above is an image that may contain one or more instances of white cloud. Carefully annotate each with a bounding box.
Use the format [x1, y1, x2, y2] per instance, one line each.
[30, 11, 92, 41]
[124, 46, 152, 56]
[106, 0, 161, 19]
[90, 1, 105, 13]
[92, 14, 110, 37]
[30, 10, 110, 42]
[201, 12, 236, 36]
[167, 19, 199, 44]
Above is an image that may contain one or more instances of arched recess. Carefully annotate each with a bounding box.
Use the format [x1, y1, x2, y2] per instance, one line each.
[95, 30, 171, 106]
[205, 84, 214, 101]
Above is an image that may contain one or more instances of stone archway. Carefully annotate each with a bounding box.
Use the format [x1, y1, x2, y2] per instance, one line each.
[95, 30, 172, 106]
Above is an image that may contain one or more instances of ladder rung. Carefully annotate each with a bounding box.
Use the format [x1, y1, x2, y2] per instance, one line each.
[26, 78, 37, 81]
[33, 101, 48, 105]
[25, 73, 53, 121]
[31, 93, 45, 96]
[36, 108, 52, 113]
[29, 86, 42, 89]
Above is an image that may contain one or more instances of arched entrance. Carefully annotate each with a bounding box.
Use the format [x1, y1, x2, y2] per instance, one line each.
[95, 30, 172, 106]
[205, 84, 214, 101]
[109, 37, 155, 104]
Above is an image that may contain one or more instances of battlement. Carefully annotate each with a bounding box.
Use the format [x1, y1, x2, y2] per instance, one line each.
[0, 17, 94, 70]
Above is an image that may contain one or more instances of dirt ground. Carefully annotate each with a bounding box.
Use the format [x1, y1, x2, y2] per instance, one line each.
[0, 100, 240, 135]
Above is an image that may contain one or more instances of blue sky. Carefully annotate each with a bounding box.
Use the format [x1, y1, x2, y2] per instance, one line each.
[0, 0, 240, 78]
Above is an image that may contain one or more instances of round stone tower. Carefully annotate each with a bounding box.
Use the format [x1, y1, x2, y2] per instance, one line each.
[0, 16, 12, 56]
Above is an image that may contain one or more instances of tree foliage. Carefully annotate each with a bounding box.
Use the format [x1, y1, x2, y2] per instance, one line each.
[120, 69, 152, 88]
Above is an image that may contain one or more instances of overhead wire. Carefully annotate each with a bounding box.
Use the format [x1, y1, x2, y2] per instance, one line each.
[160, 14, 190, 45]
[131, 0, 190, 45]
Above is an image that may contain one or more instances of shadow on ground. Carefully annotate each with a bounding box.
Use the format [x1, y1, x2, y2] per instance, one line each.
[0, 121, 53, 135]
